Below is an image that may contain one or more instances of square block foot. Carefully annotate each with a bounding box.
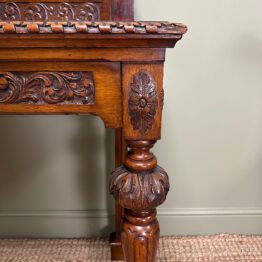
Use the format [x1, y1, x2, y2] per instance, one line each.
[110, 232, 124, 261]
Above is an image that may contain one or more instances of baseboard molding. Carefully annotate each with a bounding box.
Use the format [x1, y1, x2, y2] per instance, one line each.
[157, 207, 262, 216]
[0, 209, 114, 238]
[0, 208, 261, 237]
[157, 208, 262, 236]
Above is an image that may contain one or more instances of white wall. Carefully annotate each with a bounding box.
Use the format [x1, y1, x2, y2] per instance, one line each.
[0, 0, 261, 237]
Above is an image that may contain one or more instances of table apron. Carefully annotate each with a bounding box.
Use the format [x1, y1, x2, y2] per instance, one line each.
[0, 61, 122, 128]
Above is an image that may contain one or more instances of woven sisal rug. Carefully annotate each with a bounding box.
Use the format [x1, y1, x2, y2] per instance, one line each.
[0, 234, 261, 261]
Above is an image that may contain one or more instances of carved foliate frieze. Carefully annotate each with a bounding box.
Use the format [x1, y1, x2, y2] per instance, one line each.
[128, 71, 158, 134]
[0, 2, 100, 22]
[0, 72, 95, 105]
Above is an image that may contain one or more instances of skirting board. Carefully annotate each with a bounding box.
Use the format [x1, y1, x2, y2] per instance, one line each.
[0, 208, 261, 238]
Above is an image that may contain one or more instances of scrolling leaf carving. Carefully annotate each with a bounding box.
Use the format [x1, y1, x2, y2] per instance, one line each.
[0, 72, 95, 105]
[128, 71, 158, 134]
[0, 2, 100, 22]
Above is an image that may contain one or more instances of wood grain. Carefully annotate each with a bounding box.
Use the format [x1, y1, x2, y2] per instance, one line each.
[110, 140, 169, 262]
[0, 1, 187, 260]
[114, 128, 125, 237]
[122, 63, 164, 141]
[0, 62, 121, 128]
[0, 71, 95, 105]
[111, 0, 133, 21]
[0, 0, 112, 20]
[0, 48, 165, 62]
[110, 128, 126, 260]
[0, 21, 187, 34]
[0, 0, 133, 22]
[0, 2, 101, 22]
[0, 34, 182, 48]
[111, 60, 171, 262]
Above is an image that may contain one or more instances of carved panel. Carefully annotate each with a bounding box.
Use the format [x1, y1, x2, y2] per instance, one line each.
[128, 71, 158, 134]
[0, 72, 95, 105]
[0, 2, 100, 22]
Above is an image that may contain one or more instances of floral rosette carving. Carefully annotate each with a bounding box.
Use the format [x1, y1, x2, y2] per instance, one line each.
[128, 71, 158, 134]
[23, 3, 48, 21]
[0, 72, 21, 103]
[1, 3, 21, 21]
[110, 166, 169, 211]
[48, 3, 74, 21]
[75, 3, 100, 21]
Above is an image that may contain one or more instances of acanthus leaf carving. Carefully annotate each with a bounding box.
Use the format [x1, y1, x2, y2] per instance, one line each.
[0, 72, 95, 105]
[128, 71, 158, 134]
[110, 165, 169, 211]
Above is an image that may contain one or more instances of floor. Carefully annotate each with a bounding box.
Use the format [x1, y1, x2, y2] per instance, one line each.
[0, 234, 261, 261]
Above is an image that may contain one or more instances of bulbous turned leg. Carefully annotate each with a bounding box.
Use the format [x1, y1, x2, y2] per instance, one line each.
[110, 140, 169, 262]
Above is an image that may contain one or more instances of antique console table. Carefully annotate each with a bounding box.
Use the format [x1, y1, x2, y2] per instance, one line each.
[0, 0, 187, 261]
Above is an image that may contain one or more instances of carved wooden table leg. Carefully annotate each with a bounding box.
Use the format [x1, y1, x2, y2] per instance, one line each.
[110, 63, 169, 261]
[110, 128, 125, 260]
[110, 140, 169, 261]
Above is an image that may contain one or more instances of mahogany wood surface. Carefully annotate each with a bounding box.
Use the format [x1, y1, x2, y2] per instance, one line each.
[0, 1, 187, 260]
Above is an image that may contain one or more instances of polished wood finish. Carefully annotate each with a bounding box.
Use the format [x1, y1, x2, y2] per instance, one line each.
[122, 209, 159, 262]
[0, 71, 95, 105]
[122, 64, 164, 140]
[0, 21, 185, 49]
[110, 128, 125, 260]
[0, 62, 121, 128]
[111, 0, 133, 21]
[114, 128, 126, 238]
[0, 48, 165, 62]
[0, 21, 187, 34]
[0, 0, 132, 21]
[0, 1, 187, 260]
[110, 140, 169, 262]
[111, 62, 173, 261]
[0, 2, 101, 21]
